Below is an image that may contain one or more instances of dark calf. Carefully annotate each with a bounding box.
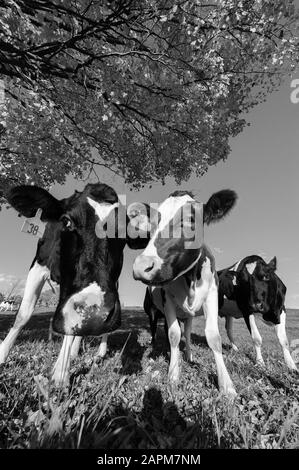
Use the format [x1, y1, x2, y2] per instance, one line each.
[218, 255, 297, 371]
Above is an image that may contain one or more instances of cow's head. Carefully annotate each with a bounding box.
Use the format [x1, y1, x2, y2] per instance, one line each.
[7, 184, 152, 336]
[133, 189, 237, 286]
[237, 256, 285, 323]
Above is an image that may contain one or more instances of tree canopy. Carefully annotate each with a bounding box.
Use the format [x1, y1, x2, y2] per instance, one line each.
[0, 0, 298, 202]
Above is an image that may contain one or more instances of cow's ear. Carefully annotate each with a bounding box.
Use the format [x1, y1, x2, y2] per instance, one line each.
[203, 190, 237, 225]
[268, 256, 277, 272]
[126, 202, 156, 250]
[6, 186, 63, 221]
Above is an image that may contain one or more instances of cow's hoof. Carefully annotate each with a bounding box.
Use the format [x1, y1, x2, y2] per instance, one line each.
[52, 378, 70, 389]
[94, 355, 105, 364]
[256, 360, 266, 368]
[220, 385, 237, 399]
[168, 372, 180, 384]
[96, 351, 107, 359]
[51, 373, 70, 389]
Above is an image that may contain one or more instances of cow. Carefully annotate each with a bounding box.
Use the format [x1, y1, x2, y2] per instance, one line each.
[0, 183, 152, 386]
[217, 255, 298, 371]
[0, 300, 14, 312]
[133, 189, 238, 397]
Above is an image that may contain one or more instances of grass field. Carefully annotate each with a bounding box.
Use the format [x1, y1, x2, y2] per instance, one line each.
[0, 308, 299, 449]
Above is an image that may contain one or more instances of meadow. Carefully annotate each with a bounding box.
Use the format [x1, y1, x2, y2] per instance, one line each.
[0, 308, 298, 449]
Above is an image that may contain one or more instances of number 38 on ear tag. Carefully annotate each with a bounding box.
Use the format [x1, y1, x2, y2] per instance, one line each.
[21, 208, 46, 238]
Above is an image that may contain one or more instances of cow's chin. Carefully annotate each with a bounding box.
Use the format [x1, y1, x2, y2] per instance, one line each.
[142, 268, 188, 287]
[142, 278, 171, 288]
[262, 312, 279, 325]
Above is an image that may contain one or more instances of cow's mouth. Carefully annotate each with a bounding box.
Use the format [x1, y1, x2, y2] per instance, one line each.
[141, 277, 173, 287]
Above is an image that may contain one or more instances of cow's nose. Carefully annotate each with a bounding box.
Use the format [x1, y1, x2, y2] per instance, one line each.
[255, 302, 264, 311]
[133, 255, 160, 283]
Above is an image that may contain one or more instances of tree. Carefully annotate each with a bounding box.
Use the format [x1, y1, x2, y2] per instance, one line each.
[0, 0, 298, 201]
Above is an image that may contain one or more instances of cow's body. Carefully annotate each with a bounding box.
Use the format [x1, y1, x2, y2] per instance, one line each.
[218, 256, 297, 371]
[144, 245, 224, 363]
[134, 190, 237, 397]
[0, 183, 150, 386]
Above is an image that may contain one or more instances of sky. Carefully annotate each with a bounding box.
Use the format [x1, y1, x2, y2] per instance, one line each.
[0, 72, 299, 308]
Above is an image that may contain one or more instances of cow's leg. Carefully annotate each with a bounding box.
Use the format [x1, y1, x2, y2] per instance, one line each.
[184, 317, 193, 362]
[95, 333, 108, 359]
[164, 298, 181, 383]
[225, 316, 238, 351]
[246, 314, 265, 366]
[163, 316, 169, 344]
[52, 335, 74, 387]
[203, 281, 236, 397]
[275, 310, 298, 372]
[70, 336, 82, 359]
[148, 308, 159, 344]
[0, 262, 48, 363]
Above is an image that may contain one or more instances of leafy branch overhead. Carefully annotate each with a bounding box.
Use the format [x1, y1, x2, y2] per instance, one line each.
[0, 0, 298, 197]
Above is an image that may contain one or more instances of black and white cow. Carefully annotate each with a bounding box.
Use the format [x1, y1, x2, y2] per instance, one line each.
[218, 255, 297, 371]
[133, 190, 238, 397]
[0, 183, 151, 386]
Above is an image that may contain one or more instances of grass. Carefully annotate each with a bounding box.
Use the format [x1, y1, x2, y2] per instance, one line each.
[0, 308, 299, 449]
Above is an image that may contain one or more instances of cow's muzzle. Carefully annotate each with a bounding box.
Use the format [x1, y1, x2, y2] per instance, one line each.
[252, 302, 265, 312]
[133, 255, 161, 284]
[52, 285, 121, 336]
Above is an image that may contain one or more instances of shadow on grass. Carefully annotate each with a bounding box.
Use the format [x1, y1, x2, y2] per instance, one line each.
[0, 312, 59, 343]
[39, 387, 224, 449]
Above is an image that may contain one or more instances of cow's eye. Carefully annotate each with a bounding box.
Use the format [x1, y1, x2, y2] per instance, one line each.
[60, 215, 74, 231]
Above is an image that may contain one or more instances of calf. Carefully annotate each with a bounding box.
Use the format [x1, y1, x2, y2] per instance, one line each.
[133, 190, 237, 397]
[218, 255, 297, 371]
[0, 183, 151, 386]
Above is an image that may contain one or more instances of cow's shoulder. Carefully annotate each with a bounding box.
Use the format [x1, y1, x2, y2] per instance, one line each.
[217, 274, 236, 312]
[195, 244, 216, 278]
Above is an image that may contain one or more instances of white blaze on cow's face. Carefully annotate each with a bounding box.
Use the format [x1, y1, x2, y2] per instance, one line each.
[245, 262, 257, 275]
[142, 194, 193, 257]
[87, 196, 119, 223]
[133, 194, 203, 286]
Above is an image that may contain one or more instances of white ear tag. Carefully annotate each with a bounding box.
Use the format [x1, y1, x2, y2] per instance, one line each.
[21, 208, 46, 238]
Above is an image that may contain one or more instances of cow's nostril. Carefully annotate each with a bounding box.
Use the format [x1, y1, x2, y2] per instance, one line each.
[144, 262, 155, 273]
[133, 255, 159, 282]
